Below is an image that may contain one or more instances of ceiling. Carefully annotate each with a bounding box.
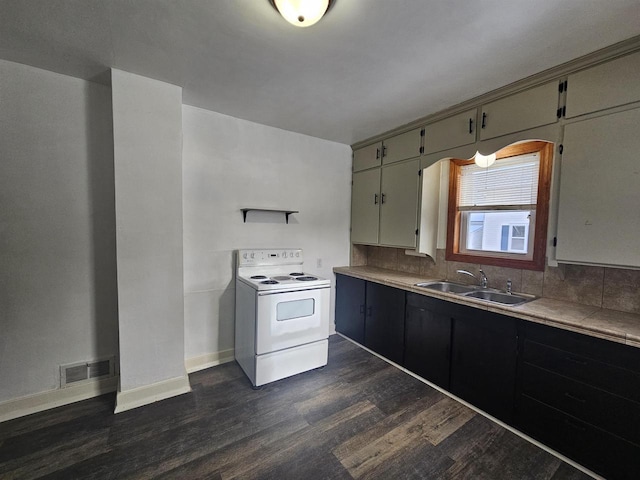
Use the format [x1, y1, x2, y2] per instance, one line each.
[1, 0, 639, 145]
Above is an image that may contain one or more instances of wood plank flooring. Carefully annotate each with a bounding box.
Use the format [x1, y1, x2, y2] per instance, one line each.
[0, 335, 594, 479]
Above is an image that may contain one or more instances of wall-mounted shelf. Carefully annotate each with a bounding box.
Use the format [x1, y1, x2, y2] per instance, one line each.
[241, 208, 299, 224]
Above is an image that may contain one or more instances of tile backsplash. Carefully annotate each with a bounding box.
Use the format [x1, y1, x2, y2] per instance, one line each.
[352, 245, 640, 315]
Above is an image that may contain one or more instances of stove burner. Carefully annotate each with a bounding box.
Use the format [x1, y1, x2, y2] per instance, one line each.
[296, 276, 318, 281]
[261, 280, 279, 285]
[272, 276, 292, 281]
[250, 275, 267, 280]
[289, 272, 305, 276]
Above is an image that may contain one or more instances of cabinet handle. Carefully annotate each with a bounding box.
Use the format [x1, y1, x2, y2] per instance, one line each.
[382, 145, 387, 157]
[564, 418, 587, 432]
[381, 193, 386, 204]
[564, 392, 586, 403]
[376, 148, 380, 159]
[481, 112, 487, 129]
[564, 356, 588, 366]
[367, 306, 372, 317]
[359, 304, 365, 315]
[374, 193, 379, 205]
[469, 118, 473, 134]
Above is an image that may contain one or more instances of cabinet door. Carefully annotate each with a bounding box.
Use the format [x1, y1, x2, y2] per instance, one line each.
[379, 159, 420, 248]
[450, 309, 518, 422]
[556, 108, 640, 267]
[404, 294, 451, 389]
[479, 81, 559, 141]
[335, 274, 366, 344]
[566, 50, 640, 119]
[364, 282, 405, 365]
[382, 128, 422, 165]
[351, 168, 381, 245]
[353, 142, 382, 172]
[423, 109, 477, 154]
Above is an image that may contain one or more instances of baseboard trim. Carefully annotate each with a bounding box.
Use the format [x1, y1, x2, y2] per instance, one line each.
[0, 376, 119, 423]
[114, 374, 191, 414]
[185, 348, 235, 373]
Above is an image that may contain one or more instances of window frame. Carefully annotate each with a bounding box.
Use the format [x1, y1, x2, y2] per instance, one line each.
[446, 141, 554, 271]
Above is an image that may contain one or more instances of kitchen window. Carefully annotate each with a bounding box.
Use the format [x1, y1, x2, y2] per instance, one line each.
[446, 141, 553, 270]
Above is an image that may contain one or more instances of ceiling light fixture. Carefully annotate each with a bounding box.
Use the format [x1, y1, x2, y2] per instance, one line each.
[474, 151, 496, 168]
[270, 0, 335, 28]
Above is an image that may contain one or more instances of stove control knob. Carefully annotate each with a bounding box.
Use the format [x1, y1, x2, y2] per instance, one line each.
[296, 252, 300, 257]
[250, 253, 254, 259]
[243, 253, 247, 259]
[282, 251, 287, 258]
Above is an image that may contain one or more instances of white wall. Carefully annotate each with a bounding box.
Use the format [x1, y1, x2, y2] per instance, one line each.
[0, 60, 118, 402]
[182, 106, 352, 363]
[111, 70, 187, 393]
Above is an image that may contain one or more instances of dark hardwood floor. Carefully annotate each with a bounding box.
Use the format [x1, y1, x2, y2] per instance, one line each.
[0, 335, 593, 479]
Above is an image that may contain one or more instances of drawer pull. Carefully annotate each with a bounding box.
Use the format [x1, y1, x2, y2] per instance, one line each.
[564, 392, 586, 403]
[564, 418, 587, 432]
[564, 356, 588, 366]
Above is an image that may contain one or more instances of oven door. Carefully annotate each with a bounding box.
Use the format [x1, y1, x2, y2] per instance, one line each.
[255, 286, 330, 355]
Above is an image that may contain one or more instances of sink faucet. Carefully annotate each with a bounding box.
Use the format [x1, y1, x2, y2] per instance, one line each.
[456, 269, 488, 288]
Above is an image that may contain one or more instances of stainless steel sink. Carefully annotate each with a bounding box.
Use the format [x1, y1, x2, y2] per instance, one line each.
[414, 280, 536, 306]
[415, 281, 477, 294]
[462, 290, 535, 306]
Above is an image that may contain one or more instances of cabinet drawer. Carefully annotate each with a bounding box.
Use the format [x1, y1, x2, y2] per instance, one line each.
[523, 321, 640, 372]
[516, 395, 640, 480]
[520, 363, 640, 444]
[522, 339, 640, 403]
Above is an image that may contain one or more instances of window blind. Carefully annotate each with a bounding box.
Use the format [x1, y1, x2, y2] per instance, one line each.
[458, 153, 540, 208]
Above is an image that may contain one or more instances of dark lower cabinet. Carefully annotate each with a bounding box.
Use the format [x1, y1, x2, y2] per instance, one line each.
[364, 281, 405, 365]
[335, 274, 366, 343]
[515, 322, 640, 480]
[450, 307, 518, 423]
[335, 272, 640, 479]
[334, 275, 405, 364]
[404, 293, 451, 389]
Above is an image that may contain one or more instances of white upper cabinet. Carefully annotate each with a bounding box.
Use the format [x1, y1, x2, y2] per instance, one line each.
[565, 51, 640, 119]
[479, 81, 559, 141]
[382, 128, 423, 165]
[417, 161, 442, 260]
[351, 159, 420, 248]
[556, 107, 640, 268]
[423, 109, 477, 155]
[351, 168, 381, 244]
[379, 159, 420, 248]
[353, 142, 382, 172]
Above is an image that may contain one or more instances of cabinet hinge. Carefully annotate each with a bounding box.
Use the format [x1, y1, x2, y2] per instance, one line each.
[559, 144, 564, 155]
[420, 128, 425, 137]
[415, 229, 419, 236]
[553, 237, 557, 247]
[419, 146, 424, 154]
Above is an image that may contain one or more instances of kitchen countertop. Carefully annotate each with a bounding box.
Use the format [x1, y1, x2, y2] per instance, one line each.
[334, 265, 640, 349]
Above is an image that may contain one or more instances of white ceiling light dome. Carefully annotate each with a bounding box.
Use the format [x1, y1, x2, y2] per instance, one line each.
[474, 151, 497, 168]
[271, 0, 333, 27]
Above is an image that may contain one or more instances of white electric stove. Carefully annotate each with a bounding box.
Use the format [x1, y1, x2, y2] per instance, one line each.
[234, 249, 330, 387]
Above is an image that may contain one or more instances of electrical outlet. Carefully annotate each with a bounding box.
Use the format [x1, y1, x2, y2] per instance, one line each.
[316, 258, 322, 268]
